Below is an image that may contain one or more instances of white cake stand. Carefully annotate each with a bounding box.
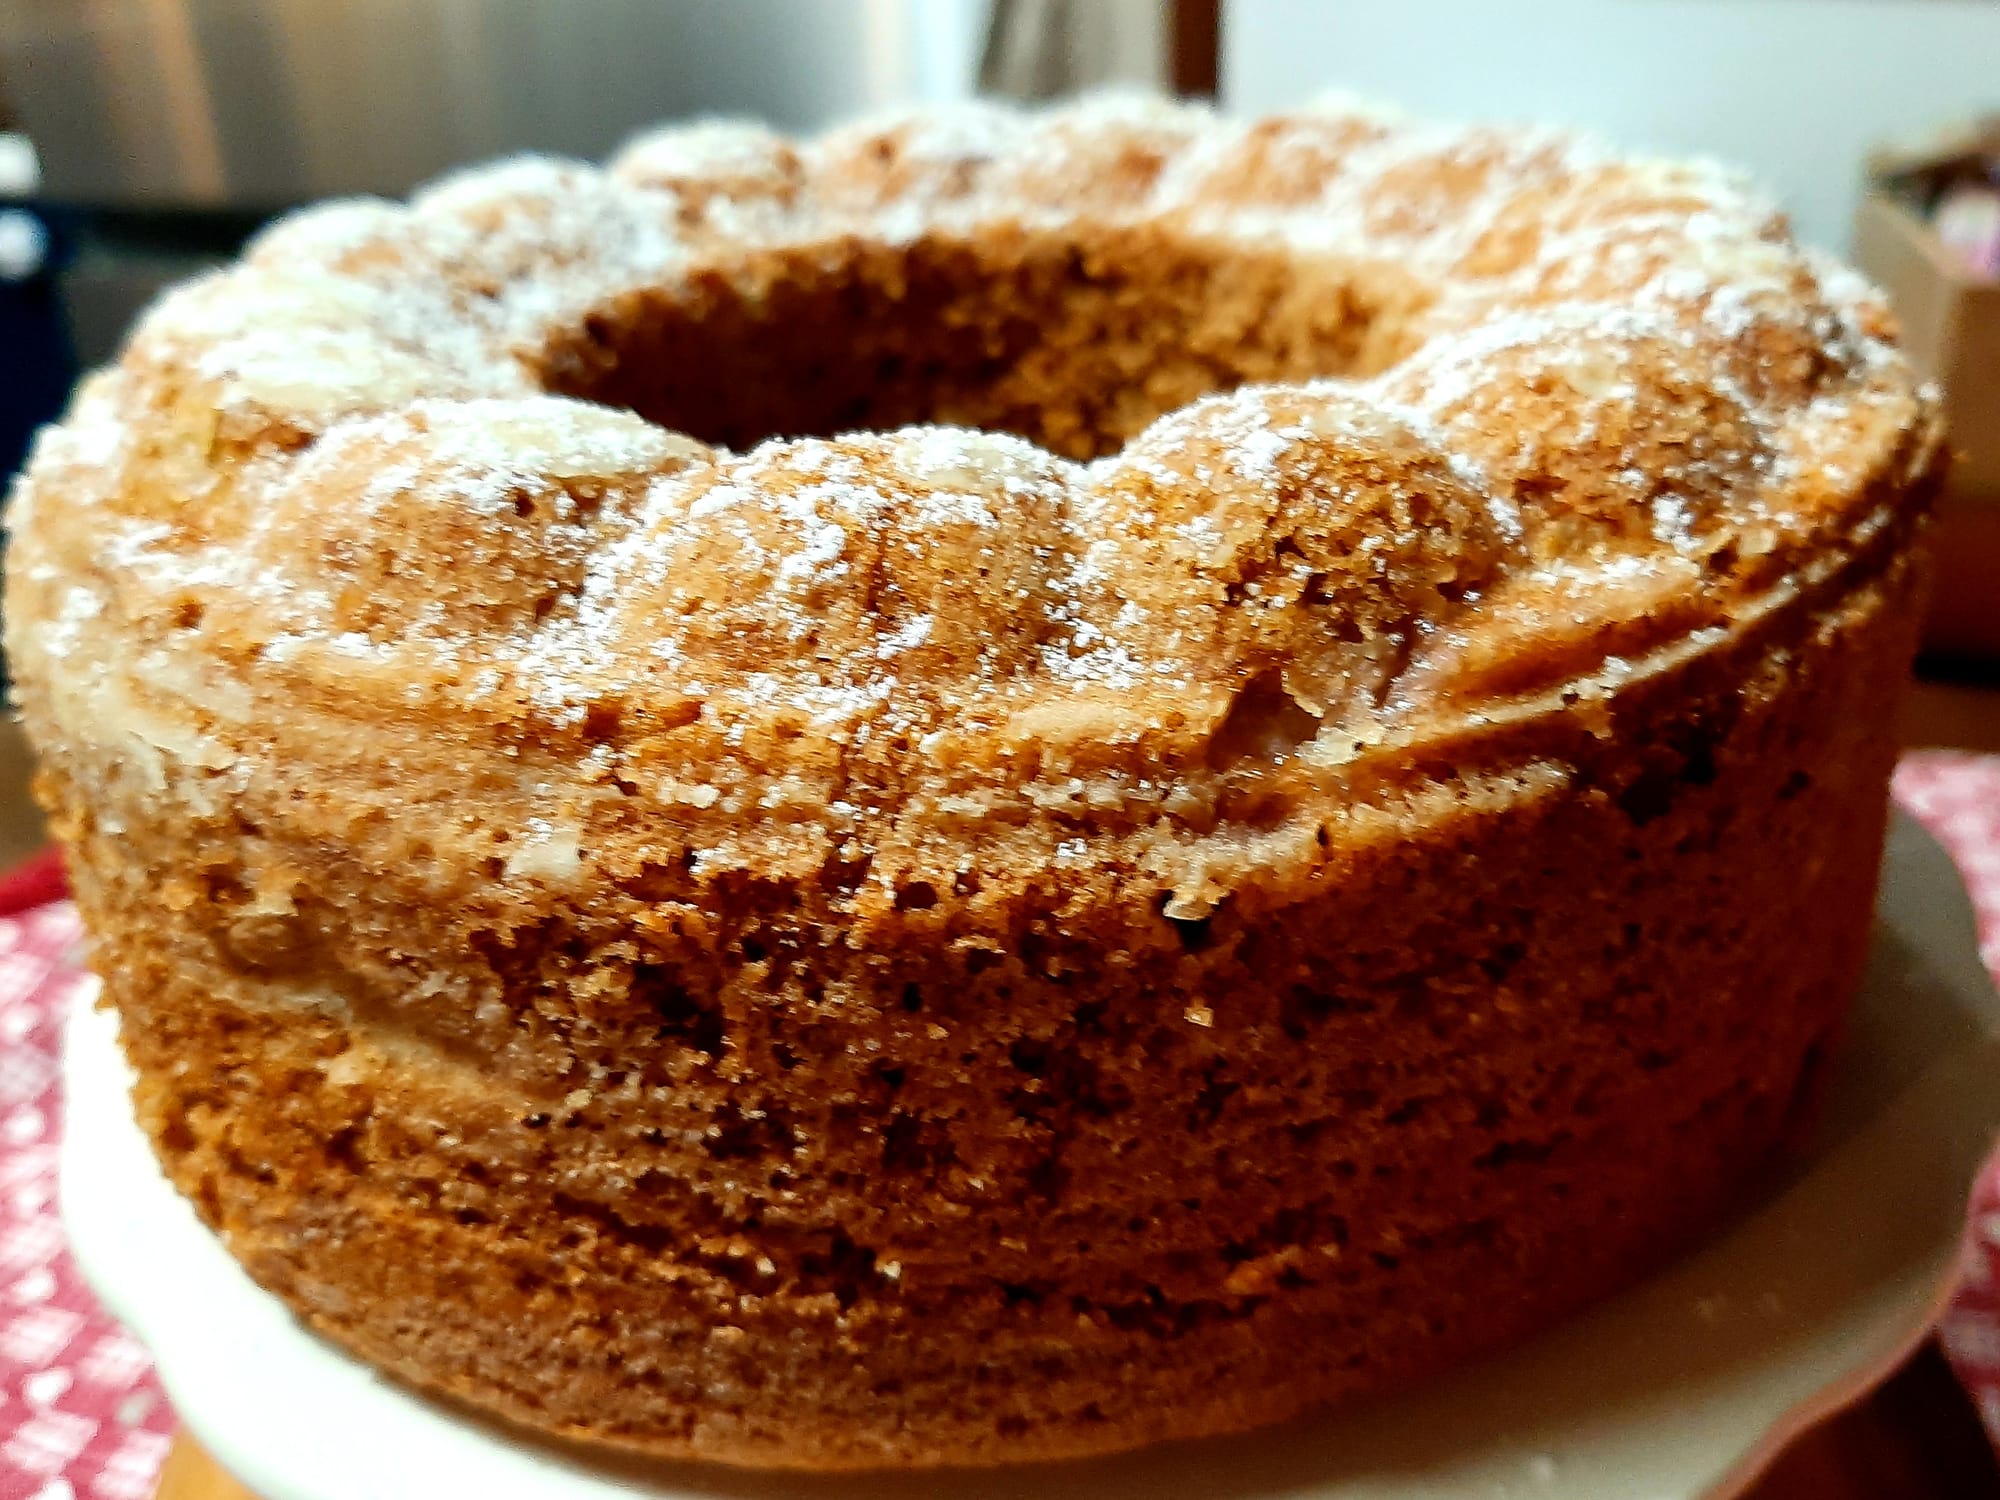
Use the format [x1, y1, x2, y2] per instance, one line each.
[62, 813, 2000, 1500]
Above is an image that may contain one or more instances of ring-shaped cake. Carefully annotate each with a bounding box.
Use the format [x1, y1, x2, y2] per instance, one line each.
[5, 96, 1945, 1468]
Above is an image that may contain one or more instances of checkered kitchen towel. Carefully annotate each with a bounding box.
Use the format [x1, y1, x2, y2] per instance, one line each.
[1, 752, 1999, 1499]
[1897, 751, 2000, 1442]
[0, 880, 171, 1500]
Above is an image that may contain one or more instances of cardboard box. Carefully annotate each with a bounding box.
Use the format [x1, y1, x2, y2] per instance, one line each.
[1854, 126, 2000, 660]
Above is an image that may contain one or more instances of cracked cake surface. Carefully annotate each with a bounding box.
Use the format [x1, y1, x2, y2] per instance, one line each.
[4, 93, 1944, 1468]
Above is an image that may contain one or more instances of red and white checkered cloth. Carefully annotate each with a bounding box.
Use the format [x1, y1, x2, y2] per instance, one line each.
[1896, 751, 2000, 1445]
[0, 887, 172, 1500]
[0, 751, 1996, 1499]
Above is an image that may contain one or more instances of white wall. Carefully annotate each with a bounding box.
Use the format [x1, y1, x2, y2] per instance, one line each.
[1223, 0, 2000, 253]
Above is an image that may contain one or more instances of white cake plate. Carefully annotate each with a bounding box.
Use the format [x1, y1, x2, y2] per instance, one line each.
[62, 812, 2000, 1500]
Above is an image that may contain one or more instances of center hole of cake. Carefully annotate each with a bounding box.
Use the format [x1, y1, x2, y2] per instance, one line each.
[539, 233, 1414, 461]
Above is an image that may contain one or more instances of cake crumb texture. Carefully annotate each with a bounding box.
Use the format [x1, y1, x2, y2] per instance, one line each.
[3, 94, 1944, 1468]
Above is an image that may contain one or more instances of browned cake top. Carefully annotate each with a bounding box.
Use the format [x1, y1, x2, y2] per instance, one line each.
[4, 95, 1941, 924]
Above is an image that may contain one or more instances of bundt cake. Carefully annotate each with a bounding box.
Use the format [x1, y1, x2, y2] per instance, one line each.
[5, 94, 1945, 1469]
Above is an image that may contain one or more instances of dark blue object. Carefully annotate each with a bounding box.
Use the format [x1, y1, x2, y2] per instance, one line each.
[0, 204, 76, 487]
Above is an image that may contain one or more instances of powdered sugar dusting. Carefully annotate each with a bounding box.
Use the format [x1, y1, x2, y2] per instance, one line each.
[616, 118, 792, 185]
[8, 91, 1937, 841]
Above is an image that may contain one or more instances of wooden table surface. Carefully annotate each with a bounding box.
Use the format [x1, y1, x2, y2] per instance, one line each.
[88, 664, 2000, 1498]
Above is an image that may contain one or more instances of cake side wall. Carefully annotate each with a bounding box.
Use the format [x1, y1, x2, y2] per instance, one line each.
[18, 538, 1924, 1467]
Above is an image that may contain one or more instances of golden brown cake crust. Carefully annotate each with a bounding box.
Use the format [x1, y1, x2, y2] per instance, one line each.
[4, 95, 1945, 1468]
